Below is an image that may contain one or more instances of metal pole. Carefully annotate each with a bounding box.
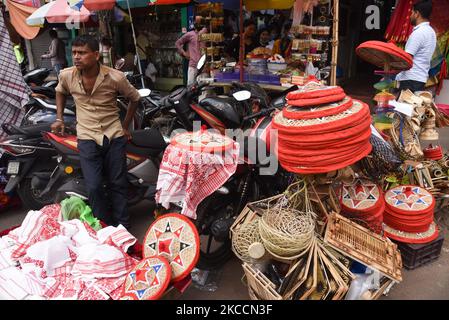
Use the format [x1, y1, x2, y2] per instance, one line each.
[239, 0, 244, 83]
[126, 0, 145, 88]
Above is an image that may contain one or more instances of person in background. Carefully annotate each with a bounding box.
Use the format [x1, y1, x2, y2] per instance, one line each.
[52, 35, 141, 229]
[395, 0, 436, 93]
[122, 44, 138, 73]
[13, 41, 26, 74]
[100, 37, 114, 68]
[144, 57, 158, 89]
[136, 29, 150, 72]
[225, 19, 258, 61]
[175, 23, 208, 85]
[272, 22, 292, 58]
[41, 29, 67, 76]
[257, 28, 272, 48]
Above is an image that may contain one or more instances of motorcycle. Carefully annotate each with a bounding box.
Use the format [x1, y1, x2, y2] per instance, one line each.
[23, 67, 53, 87]
[144, 55, 297, 139]
[0, 122, 60, 209]
[0, 88, 152, 209]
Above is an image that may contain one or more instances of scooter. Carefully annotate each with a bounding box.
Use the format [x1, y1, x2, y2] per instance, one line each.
[23, 67, 54, 87]
[0, 122, 61, 209]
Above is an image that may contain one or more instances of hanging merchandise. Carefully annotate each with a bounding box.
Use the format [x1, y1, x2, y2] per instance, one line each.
[383, 185, 439, 244]
[143, 213, 200, 282]
[121, 256, 172, 300]
[384, 0, 413, 43]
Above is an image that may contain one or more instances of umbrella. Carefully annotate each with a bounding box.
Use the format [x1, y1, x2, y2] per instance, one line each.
[26, 0, 91, 27]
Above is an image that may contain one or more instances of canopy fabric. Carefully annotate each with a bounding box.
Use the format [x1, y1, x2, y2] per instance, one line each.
[11, 0, 41, 7]
[244, 0, 295, 11]
[83, 0, 115, 10]
[5, 0, 40, 39]
[26, 0, 91, 27]
[116, 0, 189, 9]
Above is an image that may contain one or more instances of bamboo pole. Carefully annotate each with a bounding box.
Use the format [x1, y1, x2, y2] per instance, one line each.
[331, 0, 339, 86]
[239, 0, 244, 83]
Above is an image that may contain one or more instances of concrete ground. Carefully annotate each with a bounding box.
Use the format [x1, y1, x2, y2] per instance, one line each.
[1, 130, 449, 300]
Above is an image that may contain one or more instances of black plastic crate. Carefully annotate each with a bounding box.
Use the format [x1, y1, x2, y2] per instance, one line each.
[395, 233, 445, 270]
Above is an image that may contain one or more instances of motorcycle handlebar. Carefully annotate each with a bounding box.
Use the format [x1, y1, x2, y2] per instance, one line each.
[243, 106, 278, 122]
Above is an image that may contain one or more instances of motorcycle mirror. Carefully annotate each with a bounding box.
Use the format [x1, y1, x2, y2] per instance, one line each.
[233, 90, 251, 102]
[197, 54, 207, 71]
[115, 58, 125, 70]
[138, 89, 152, 98]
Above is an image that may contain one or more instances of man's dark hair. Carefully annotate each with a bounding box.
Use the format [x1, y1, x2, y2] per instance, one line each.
[72, 35, 99, 52]
[413, 0, 433, 20]
[49, 30, 58, 39]
[243, 19, 256, 29]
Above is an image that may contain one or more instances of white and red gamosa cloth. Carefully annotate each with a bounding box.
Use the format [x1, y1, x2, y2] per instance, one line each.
[156, 132, 240, 219]
[0, 205, 138, 300]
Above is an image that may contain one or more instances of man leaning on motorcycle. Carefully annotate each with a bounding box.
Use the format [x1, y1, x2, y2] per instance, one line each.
[51, 35, 141, 229]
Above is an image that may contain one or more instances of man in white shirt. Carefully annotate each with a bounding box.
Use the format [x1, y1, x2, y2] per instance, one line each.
[396, 0, 436, 93]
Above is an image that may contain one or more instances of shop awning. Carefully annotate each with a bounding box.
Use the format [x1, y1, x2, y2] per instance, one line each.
[5, 0, 40, 39]
[244, 0, 295, 11]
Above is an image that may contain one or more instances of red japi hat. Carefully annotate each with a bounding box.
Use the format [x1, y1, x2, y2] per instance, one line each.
[273, 99, 371, 134]
[287, 92, 347, 107]
[383, 185, 439, 244]
[356, 40, 413, 71]
[121, 256, 171, 300]
[384, 222, 439, 244]
[384, 185, 435, 216]
[283, 96, 354, 120]
[171, 130, 235, 153]
[340, 179, 384, 215]
[286, 85, 345, 101]
[272, 99, 372, 174]
[143, 213, 200, 282]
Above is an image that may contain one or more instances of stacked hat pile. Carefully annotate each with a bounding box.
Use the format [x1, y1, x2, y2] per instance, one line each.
[339, 179, 384, 233]
[272, 79, 372, 174]
[383, 185, 439, 244]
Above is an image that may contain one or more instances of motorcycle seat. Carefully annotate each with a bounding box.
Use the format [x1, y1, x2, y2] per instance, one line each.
[41, 97, 76, 111]
[126, 128, 167, 157]
[199, 97, 242, 128]
[30, 86, 56, 99]
[1, 122, 51, 137]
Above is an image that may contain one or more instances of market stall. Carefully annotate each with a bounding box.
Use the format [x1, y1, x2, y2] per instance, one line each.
[204, 0, 339, 89]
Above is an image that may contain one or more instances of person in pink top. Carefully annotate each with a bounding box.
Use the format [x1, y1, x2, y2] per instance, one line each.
[175, 23, 207, 85]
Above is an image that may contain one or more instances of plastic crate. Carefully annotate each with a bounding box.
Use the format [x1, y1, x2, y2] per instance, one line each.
[395, 233, 444, 270]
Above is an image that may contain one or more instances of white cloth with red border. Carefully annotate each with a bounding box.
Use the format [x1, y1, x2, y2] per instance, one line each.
[156, 137, 240, 219]
[0, 207, 138, 300]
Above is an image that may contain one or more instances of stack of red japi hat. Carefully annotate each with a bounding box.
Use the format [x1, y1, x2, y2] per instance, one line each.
[383, 185, 439, 244]
[339, 179, 384, 233]
[272, 79, 372, 174]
